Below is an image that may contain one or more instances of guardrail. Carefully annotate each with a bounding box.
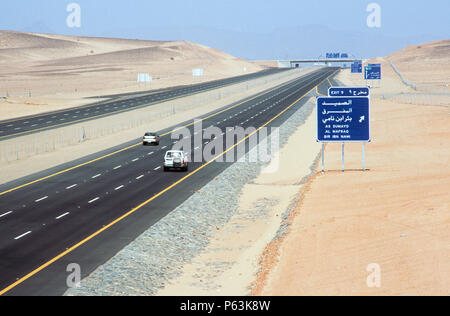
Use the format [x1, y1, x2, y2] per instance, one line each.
[387, 59, 417, 90]
[382, 92, 450, 106]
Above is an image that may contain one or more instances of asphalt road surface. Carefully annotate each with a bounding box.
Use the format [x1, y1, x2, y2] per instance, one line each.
[0, 67, 339, 296]
[0, 68, 287, 140]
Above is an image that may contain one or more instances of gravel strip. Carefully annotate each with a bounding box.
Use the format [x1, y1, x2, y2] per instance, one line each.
[65, 94, 317, 296]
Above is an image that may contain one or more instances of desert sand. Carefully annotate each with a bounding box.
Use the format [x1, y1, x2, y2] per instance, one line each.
[387, 40, 450, 93]
[158, 41, 449, 296]
[252, 43, 450, 296]
[255, 98, 449, 296]
[0, 31, 262, 120]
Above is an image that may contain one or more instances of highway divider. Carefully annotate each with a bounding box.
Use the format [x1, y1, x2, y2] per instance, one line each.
[0, 68, 307, 165]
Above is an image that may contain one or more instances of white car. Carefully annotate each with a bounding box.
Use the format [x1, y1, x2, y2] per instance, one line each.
[143, 132, 160, 146]
[164, 151, 189, 172]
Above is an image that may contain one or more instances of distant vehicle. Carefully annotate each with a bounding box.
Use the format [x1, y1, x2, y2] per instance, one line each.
[143, 132, 160, 146]
[164, 150, 189, 172]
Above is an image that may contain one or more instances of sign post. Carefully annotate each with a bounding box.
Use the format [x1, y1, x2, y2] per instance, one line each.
[137, 73, 152, 89]
[329, 86, 370, 97]
[321, 143, 325, 172]
[351, 60, 363, 73]
[192, 68, 204, 81]
[364, 64, 381, 88]
[317, 91, 371, 172]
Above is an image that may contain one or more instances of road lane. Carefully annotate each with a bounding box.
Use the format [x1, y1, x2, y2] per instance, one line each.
[0, 69, 288, 140]
[0, 67, 338, 295]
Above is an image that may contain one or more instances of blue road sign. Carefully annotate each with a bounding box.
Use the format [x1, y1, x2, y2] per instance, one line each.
[329, 87, 370, 97]
[364, 64, 381, 80]
[351, 60, 362, 73]
[317, 97, 371, 142]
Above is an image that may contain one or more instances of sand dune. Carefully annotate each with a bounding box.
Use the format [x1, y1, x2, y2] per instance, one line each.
[380, 40, 450, 92]
[252, 40, 450, 296]
[0, 30, 262, 120]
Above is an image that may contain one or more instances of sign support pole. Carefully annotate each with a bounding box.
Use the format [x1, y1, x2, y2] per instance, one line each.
[342, 143, 345, 172]
[321, 143, 325, 172]
[362, 143, 366, 171]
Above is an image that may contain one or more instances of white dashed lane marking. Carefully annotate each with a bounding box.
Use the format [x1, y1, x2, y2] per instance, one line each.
[88, 197, 100, 204]
[92, 174, 101, 179]
[66, 184, 77, 190]
[14, 231, 32, 240]
[0, 211, 12, 218]
[35, 196, 48, 203]
[56, 212, 70, 220]
[115, 185, 124, 191]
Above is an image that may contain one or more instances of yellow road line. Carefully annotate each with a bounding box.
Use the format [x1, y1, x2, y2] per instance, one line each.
[0, 72, 331, 296]
[0, 75, 301, 198]
[315, 86, 326, 96]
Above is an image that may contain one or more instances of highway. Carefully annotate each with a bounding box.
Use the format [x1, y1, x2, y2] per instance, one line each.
[0, 68, 287, 140]
[0, 67, 339, 296]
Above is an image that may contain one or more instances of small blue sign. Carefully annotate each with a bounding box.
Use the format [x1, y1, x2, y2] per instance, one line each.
[326, 53, 350, 59]
[329, 87, 370, 97]
[317, 97, 371, 142]
[364, 64, 381, 80]
[351, 60, 362, 73]
[326, 53, 340, 59]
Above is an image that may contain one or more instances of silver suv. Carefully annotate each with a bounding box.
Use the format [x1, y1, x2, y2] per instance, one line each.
[164, 151, 189, 172]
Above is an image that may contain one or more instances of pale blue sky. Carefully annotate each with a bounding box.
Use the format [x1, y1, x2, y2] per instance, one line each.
[1, 0, 448, 59]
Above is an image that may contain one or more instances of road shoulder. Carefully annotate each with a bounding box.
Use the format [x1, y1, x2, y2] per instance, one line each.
[253, 97, 450, 296]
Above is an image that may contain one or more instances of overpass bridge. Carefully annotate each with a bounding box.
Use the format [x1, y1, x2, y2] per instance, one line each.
[277, 59, 364, 68]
